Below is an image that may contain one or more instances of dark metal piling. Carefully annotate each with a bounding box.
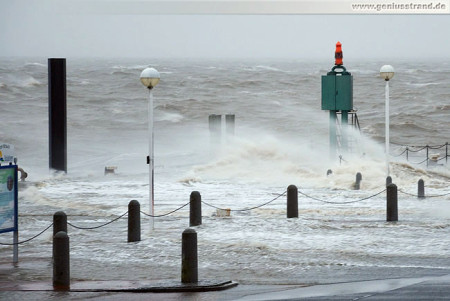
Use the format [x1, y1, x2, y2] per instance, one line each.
[190, 191, 202, 227]
[53, 231, 70, 290]
[128, 200, 141, 242]
[48, 58, 67, 173]
[386, 183, 398, 222]
[418, 179, 425, 199]
[287, 185, 298, 218]
[181, 228, 198, 283]
[53, 211, 67, 237]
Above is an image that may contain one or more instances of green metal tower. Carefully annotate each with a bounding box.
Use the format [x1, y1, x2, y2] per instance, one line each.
[321, 42, 354, 159]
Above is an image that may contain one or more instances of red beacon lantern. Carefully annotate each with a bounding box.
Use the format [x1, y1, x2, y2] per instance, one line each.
[335, 41, 343, 66]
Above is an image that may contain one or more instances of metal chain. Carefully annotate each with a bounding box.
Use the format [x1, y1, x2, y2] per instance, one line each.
[68, 211, 128, 230]
[0, 222, 53, 245]
[298, 188, 386, 204]
[201, 191, 287, 212]
[140, 201, 190, 217]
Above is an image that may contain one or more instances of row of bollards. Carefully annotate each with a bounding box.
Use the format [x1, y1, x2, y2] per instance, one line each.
[51, 177, 428, 290]
[52, 212, 201, 290]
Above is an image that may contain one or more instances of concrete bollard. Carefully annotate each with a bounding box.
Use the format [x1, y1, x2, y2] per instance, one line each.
[128, 200, 141, 243]
[181, 228, 198, 283]
[287, 185, 298, 218]
[53, 231, 70, 291]
[354, 172, 362, 190]
[190, 191, 202, 227]
[386, 183, 398, 222]
[386, 176, 392, 187]
[418, 179, 425, 199]
[53, 211, 67, 237]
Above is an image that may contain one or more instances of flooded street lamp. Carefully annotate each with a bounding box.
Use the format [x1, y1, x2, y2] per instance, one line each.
[380, 65, 394, 176]
[140, 67, 160, 230]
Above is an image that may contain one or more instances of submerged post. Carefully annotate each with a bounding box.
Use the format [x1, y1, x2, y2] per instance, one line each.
[181, 228, 198, 283]
[53, 211, 67, 237]
[287, 185, 298, 218]
[190, 191, 202, 227]
[48, 58, 67, 173]
[386, 176, 392, 187]
[209, 114, 222, 146]
[418, 179, 425, 199]
[128, 200, 141, 242]
[225, 114, 235, 137]
[53, 231, 70, 291]
[386, 183, 398, 222]
[354, 172, 362, 190]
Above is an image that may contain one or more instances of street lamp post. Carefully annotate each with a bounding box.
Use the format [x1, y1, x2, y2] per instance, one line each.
[380, 65, 394, 176]
[140, 67, 160, 230]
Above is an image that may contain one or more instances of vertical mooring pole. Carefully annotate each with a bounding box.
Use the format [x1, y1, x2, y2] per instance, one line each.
[386, 183, 398, 222]
[48, 58, 67, 173]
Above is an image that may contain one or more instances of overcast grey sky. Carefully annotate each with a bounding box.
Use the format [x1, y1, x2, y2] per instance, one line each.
[1, 0, 449, 59]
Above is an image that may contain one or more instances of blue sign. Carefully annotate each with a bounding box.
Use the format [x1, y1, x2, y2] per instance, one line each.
[0, 165, 18, 234]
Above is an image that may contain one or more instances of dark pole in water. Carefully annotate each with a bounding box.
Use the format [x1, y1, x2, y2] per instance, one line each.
[225, 114, 235, 137]
[386, 183, 398, 222]
[53, 211, 67, 237]
[48, 58, 67, 173]
[355, 172, 362, 190]
[190, 191, 202, 227]
[418, 179, 425, 199]
[386, 176, 392, 187]
[53, 231, 70, 291]
[181, 228, 198, 283]
[287, 185, 298, 218]
[128, 200, 141, 242]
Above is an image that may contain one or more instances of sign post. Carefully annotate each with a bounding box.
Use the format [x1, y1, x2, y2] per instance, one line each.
[0, 164, 19, 263]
